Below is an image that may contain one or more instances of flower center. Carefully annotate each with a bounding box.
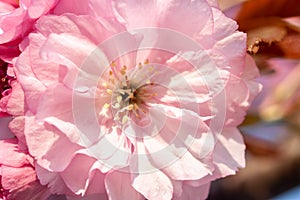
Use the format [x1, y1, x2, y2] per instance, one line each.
[101, 59, 158, 126]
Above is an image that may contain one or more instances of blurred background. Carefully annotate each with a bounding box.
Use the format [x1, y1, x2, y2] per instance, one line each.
[209, 0, 300, 199]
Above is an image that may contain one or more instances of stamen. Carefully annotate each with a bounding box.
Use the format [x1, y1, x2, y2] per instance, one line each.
[106, 89, 113, 95]
[103, 103, 110, 109]
[105, 59, 157, 126]
[102, 82, 108, 88]
[117, 95, 122, 103]
[122, 116, 128, 124]
[111, 61, 116, 67]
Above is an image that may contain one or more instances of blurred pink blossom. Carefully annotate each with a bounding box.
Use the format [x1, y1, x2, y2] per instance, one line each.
[251, 58, 300, 122]
[8, 0, 261, 199]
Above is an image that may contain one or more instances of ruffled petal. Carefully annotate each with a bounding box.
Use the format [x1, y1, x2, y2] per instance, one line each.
[114, 0, 213, 37]
[105, 171, 144, 200]
[60, 154, 105, 196]
[212, 127, 246, 177]
[132, 170, 173, 200]
[24, 116, 81, 172]
[0, 138, 29, 167]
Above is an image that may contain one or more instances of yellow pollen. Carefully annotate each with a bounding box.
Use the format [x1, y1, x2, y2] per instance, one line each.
[133, 103, 139, 110]
[109, 71, 113, 76]
[106, 89, 113, 95]
[144, 59, 149, 64]
[122, 115, 128, 124]
[148, 66, 154, 72]
[111, 61, 116, 67]
[128, 104, 134, 110]
[102, 82, 108, 88]
[103, 103, 110, 109]
[117, 95, 122, 103]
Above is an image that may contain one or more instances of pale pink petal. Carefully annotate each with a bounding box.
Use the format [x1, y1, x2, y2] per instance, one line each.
[212, 127, 246, 177]
[53, 0, 90, 15]
[0, 8, 25, 43]
[8, 117, 27, 150]
[24, 116, 81, 172]
[15, 36, 47, 114]
[128, 104, 215, 180]
[86, 127, 132, 170]
[206, 0, 219, 7]
[105, 171, 144, 200]
[6, 81, 24, 116]
[146, 104, 214, 160]
[225, 55, 262, 126]
[243, 55, 262, 100]
[210, 8, 238, 41]
[224, 74, 250, 126]
[183, 127, 246, 186]
[114, 0, 213, 37]
[35, 164, 73, 195]
[132, 170, 173, 200]
[211, 31, 247, 76]
[17, 33, 61, 88]
[35, 84, 73, 123]
[26, 0, 58, 19]
[37, 14, 125, 45]
[165, 51, 230, 105]
[60, 154, 105, 196]
[40, 33, 96, 70]
[53, 0, 113, 17]
[0, 138, 28, 167]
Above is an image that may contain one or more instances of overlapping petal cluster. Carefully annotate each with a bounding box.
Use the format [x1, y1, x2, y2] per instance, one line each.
[1, 0, 261, 199]
[0, 138, 50, 200]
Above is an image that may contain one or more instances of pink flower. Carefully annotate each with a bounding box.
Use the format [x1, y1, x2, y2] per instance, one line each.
[0, 0, 58, 44]
[0, 138, 51, 200]
[11, 0, 261, 199]
[0, 0, 59, 61]
[252, 58, 300, 122]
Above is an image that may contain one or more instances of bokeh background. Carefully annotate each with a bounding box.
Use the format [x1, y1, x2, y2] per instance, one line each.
[209, 0, 300, 199]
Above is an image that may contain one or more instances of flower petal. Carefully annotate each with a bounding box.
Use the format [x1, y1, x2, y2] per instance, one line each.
[132, 170, 173, 200]
[60, 154, 105, 196]
[212, 127, 246, 177]
[24, 116, 81, 172]
[105, 171, 144, 200]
